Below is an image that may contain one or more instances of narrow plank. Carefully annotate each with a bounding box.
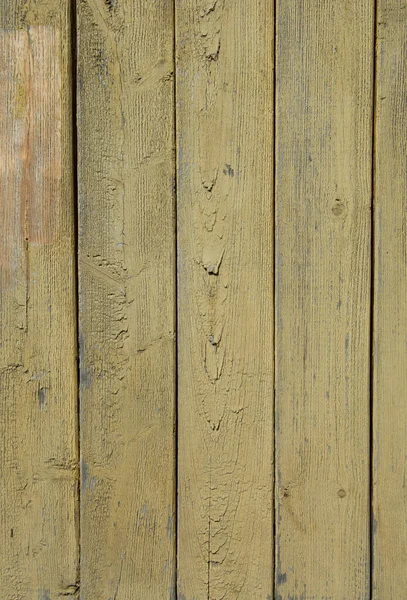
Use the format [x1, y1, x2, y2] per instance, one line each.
[275, 1, 374, 597]
[0, 2, 79, 598]
[77, 1, 176, 597]
[372, 3, 407, 597]
[176, 1, 274, 597]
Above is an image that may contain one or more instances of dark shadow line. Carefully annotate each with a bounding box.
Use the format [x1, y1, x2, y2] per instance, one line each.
[369, 1, 378, 598]
[70, 0, 81, 592]
[273, 0, 277, 597]
[173, 0, 179, 598]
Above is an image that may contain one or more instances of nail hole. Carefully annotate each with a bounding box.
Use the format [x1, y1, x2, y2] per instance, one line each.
[332, 199, 345, 217]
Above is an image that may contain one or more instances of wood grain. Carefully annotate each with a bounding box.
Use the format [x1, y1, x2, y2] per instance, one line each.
[4, 2, 407, 596]
[372, 2, 407, 597]
[77, 1, 176, 598]
[274, 1, 374, 597]
[176, 0, 274, 597]
[0, 2, 78, 598]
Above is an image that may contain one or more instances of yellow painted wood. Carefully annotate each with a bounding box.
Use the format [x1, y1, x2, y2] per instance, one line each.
[275, 1, 374, 597]
[373, 3, 407, 597]
[176, 1, 274, 597]
[77, 1, 176, 597]
[5, 2, 407, 596]
[0, 2, 79, 598]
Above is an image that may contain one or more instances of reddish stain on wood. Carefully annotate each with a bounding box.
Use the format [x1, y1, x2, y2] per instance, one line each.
[0, 27, 61, 286]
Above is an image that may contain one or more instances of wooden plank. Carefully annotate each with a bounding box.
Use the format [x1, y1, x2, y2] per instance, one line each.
[176, 1, 274, 597]
[372, 3, 407, 597]
[0, 2, 79, 598]
[274, 1, 374, 597]
[77, 1, 176, 597]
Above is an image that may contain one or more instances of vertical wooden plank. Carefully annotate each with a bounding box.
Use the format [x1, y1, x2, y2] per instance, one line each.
[275, 1, 374, 597]
[176, 1, 274, 597]
[0, 2, 79, 598]
[373, 3, 407, 597]
[77, 1, 175, 598]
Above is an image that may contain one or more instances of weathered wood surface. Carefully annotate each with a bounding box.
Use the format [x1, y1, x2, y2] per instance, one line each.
[3, 2, 407, 598]
[176, 0, 275, 597]
[275, 1, 374, 597]
[0, 2, 78, 598]
[77, 0, 176, 598]
[372, 2, 407, 597]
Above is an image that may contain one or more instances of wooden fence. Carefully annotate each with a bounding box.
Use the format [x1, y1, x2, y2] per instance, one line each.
[0, 0, 406, 598]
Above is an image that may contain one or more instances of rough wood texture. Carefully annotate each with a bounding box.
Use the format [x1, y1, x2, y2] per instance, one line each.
[0, 2, 78, 598]
[5, 2, 407, 596]
[176, 1, 274, 597]
[373, 2, 407, 597]
[275, 1, 374, 597]
[77, 1, 176, 598]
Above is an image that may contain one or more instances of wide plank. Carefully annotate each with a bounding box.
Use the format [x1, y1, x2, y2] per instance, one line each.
[0, 2, 78, 598]
[176, 0, 275, 597]
[275, 1, 374, 597]
[77, 1, 176, 597]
